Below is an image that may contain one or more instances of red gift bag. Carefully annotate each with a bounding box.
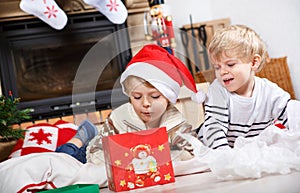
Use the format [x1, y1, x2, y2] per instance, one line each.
[102, 127, 175, 192]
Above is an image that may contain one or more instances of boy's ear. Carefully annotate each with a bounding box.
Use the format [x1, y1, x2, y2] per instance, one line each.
[251, 54, 261, 71]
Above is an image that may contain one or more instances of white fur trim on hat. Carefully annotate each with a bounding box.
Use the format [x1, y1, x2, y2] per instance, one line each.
[191, 90, 206, 103]
[120, 62, 181, 103]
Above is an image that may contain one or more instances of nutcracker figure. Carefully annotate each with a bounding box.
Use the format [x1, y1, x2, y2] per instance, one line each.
[147, 0, 176, 54]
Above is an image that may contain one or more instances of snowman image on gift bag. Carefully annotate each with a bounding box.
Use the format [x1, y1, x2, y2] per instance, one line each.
[127, 144, 161, 188]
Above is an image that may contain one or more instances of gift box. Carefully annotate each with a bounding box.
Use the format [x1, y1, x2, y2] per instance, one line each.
[102, 127, 175, 192]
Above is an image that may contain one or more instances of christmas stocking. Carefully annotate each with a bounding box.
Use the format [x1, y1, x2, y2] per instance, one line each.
[84, 0, 128, 24]
[19, 0, 68, 30]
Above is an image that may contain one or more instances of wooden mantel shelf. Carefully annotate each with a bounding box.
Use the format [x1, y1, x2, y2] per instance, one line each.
[0, 0, 150, 52]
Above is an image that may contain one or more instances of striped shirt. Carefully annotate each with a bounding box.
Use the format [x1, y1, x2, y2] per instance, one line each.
[198, 76, 290, 149]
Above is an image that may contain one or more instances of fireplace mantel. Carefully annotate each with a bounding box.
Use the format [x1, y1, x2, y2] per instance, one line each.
[0, 0, 151, 99]
[0, 0, 150, 55]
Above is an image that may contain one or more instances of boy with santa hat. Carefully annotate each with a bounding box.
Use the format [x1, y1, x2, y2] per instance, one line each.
[85, 44, 205, 164]
[56, 44, 205, 164]
[0, 44, 205, 192]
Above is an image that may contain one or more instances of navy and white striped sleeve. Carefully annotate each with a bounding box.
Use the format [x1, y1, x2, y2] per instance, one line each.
[198, 80, 230, 149]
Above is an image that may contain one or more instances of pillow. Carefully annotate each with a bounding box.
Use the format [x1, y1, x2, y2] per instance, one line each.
[9, 120, 77, 158]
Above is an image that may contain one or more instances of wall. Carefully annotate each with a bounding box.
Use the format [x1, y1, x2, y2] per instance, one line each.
[166, 0, 300, 99]
[1, 1, 299, 99]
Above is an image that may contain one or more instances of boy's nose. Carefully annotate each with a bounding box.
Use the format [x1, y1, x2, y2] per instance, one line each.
[220, 67, 229, 75]
[142, 98, 151, 107]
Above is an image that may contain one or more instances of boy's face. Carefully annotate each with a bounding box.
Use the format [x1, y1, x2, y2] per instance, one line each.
[129, 81, 169, 126]
[212, 54, 257, 97]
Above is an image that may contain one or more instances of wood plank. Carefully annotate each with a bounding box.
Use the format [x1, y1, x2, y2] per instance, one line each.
[87, 111, 101, 125]
[74, 113, 88, 126]
[61, 115, 75, 124]
[34, 119, 48, 124]
[20, 122, 34, 129]
[47, 117, 62, 124]
[100, 109, 112, 123]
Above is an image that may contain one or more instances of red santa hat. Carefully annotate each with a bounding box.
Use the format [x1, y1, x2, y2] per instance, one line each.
[120, 44, 205, 104]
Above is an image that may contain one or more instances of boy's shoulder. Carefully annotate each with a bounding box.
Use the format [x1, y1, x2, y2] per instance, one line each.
[254, 76, 291, 98]
[254, 76, 282, 90]
[109, 102, 133, 119]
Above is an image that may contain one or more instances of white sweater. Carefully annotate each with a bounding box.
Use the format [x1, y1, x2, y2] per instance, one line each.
[198, 76, 290, 149]
[86, 103, 194, 165]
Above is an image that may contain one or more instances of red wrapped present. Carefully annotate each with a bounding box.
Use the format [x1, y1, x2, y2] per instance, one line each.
[102, 127, 175, 192]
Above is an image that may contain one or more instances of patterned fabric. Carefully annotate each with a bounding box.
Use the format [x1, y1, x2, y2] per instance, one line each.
[9, 120, 77, 158]
[83, 0, 128, 24]
[19, 0, 68, 30]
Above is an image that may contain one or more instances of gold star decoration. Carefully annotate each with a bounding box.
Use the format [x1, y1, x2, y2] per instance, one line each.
[120, 179, 126, 187]
[124, 152, 129, 157]
[158, 144, 165, 152]
[115, 159, 121, 166]
[164, 173, 172, 181]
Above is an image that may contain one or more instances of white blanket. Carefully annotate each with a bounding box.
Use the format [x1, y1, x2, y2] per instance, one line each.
[175, 100, 300, 179]
[0, 152, 107, 193]
[1, 100, 299, 192]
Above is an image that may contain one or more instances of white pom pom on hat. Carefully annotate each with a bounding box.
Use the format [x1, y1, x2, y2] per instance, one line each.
[120, 44, 206, 104]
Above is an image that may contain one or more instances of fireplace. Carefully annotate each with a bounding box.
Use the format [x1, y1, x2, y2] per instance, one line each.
[0, 12, 132, 120]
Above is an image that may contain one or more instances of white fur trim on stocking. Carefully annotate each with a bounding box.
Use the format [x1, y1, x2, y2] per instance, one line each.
[19, 0, 68, 30]
[84, 0, 128, 24]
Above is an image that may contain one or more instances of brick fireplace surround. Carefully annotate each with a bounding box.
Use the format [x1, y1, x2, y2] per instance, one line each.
[0, 0, 151, 127]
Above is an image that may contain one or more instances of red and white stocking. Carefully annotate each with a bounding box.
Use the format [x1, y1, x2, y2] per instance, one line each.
[84, 0, 128, 24]
[19, 0, 68, 30]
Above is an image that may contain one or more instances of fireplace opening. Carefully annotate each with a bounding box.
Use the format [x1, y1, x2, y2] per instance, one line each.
[0, 12, 132, 120]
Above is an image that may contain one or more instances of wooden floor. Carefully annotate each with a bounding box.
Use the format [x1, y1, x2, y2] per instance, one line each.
[15, 109, 112, 129]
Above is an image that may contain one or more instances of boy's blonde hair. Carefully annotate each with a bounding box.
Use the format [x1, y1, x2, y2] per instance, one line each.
[122, 75, 171, 105]
[208, 25, 268, 71]
[122, 75, 155, 95]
